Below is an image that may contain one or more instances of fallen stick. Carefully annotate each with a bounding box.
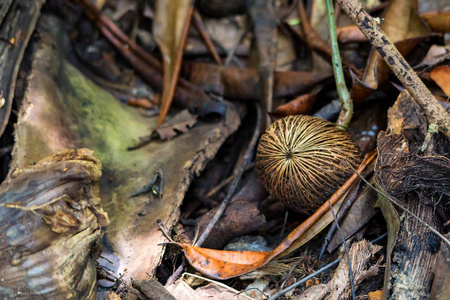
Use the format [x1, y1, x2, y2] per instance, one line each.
[336, 0, 450, 140]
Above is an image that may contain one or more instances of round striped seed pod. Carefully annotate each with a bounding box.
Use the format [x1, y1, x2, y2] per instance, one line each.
[256, 115, 362, 214]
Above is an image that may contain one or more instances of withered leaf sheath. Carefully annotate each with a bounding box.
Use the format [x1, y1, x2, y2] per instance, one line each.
[256, 115, 362, 214]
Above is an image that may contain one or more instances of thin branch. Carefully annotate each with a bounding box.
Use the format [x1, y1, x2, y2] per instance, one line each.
[336, 0, 450, 139]
[192, 10, 222, 64]
[194, 105, 262, 246]
[206, 162, 255, 197]
[318, 178, 361, 260]
[268, 257, 343, 300]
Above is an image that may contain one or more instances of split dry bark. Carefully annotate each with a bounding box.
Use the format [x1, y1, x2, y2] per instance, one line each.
[375, 91, 450, 299]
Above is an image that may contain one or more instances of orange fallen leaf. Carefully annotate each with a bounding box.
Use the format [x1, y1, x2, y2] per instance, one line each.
[336, 25, 367, 43]
[368, 290, 383, 300]
[429, 65, 450, 96]
[268, 88, 321, 121]
[351, 0, 432, 103]
[421, 11, 450, 34]
[170, 151, 377, 279]
[127, 98, 156, 109]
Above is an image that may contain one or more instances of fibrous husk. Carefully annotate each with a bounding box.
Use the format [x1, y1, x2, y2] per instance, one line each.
[0, 149, 108, 299]
[256, 115, 361, 214]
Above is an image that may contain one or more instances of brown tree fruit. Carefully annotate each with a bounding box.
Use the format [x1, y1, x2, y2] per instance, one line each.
[256, 115, 362, 214]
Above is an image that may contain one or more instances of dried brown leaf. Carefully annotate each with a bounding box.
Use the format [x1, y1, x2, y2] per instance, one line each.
[268, 92, 318, 121]
[421, 11, 450, 33]
[336, 25, 368, 43]
[154, 0, 194, 125]
[351, 0, 432, 103]
[183, 62, 330, 100]
[429, 65, 450, 96]
[156, 110, 198, 140]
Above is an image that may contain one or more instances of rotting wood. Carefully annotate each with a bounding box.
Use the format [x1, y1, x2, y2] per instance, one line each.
[12, 14, 241, 287]
[0, 149, 108, 299]
[0, 0, 45, 137]
[375, 91, 449, 299]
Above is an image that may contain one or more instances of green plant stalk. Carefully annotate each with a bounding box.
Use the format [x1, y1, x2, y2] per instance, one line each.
[325, 0, 353, 129]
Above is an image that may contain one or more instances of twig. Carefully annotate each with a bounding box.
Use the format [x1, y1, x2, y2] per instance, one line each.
[329, 200, 356, 300]
[157, 220, 174, 242]
[278, 210, 289, 246]
[336, 0, 450, 140]
[371, 232, 387, 244]
[165, 259, 187, 286]
[194, 105, 262, 246]
[325, 0, 353, 129]
[318, 178, 361, 260]
[206, 162, 255, 197]
[269, 234, 387, 300]
[224, 21, 251, 67]
[268, 257, 343, 300]
[192, 10, 222, 64]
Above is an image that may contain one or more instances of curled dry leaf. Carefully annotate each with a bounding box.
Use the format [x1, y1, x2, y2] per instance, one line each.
[153, 0, 194, 125]
[169, 152, 376, 279]
[336, 25, 367, 43]
[129, 110, 198, 149]
[351, 0, 432, 103]
[351, 38, 428, 104]
[184, 62, 330, 100]
[268, 88, 321, 121]
[127, 98, 157, 109]
[420, 11, 450, 33]
[156, 110, 198, 140]
[429, 65, 450, 96]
